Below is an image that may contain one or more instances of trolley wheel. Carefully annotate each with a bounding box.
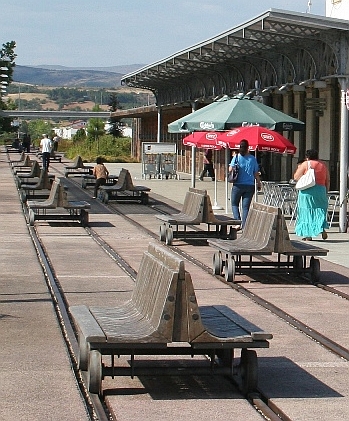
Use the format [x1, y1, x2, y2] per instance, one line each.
[88, 350, 102, 395]
[141, 194, 149, 205]
[82, 180, 86, 189]
[239, 349, 258, 395]
[103, 193, 108, 205]
[310, 257, 320, 283]
[213, 251, 223, 275]
[224, 255, 235, 282]
[165, 227, 173, 245]
[293, 255, 303, 273]
[78, 335, 89, 371]
[159, 224, 166, 242]
[29, 209, 35, 226]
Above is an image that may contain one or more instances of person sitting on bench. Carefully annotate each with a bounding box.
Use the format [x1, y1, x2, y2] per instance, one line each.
[92, 157, 109, 199]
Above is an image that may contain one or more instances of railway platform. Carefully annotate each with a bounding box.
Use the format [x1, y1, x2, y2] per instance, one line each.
[1, 148, 349, 421]
[0, 150, 90, 421]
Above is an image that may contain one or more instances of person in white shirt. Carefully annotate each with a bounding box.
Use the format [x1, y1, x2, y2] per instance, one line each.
[40, 134, 52, 171]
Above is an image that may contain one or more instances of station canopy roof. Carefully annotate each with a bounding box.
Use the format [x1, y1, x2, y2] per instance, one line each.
[121, 9, 349, 98]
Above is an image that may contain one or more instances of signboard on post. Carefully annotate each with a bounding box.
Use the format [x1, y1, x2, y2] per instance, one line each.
[142, 142, 176, 154]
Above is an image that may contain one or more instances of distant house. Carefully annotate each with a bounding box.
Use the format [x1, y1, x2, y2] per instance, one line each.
[53, 120, 87, 139]
[104, 123, 132, 138]
[54, 120, 132, 139]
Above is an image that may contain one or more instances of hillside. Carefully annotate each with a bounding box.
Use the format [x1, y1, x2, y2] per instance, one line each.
[12, 64, 146, 88]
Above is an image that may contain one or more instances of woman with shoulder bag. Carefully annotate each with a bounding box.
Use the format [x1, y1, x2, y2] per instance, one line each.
[293, 149, 330, 241]
[228, 140, 261, 229]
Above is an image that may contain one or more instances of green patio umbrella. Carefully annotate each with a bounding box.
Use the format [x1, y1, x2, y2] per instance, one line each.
[168, 95, 305, 133]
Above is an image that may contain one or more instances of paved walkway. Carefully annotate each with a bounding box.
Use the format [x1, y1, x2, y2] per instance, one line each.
[1, 151, 348, 421]
[0, 150, 90, 421]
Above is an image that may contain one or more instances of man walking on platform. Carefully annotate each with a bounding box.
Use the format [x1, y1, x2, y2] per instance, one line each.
[40, 134, 52, 172]
[199, 148, 215, 181]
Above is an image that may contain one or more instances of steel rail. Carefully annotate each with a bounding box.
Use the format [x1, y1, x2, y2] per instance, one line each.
[26, 224, 111, 421]
[9, 152, 286, 420]
[46, 161, 349, 419]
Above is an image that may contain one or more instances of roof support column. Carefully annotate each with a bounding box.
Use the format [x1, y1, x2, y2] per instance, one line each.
[157, 107, 162, 143]
[191, 101, 198, 187]
[338, 78, 348, 232]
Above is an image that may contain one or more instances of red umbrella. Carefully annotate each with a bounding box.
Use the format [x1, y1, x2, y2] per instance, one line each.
[216, 126, 296, 154]
[183, 132, 222, 150]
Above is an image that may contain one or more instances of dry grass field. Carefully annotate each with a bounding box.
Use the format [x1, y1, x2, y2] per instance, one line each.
[7, 92, 110, 111]
[6, 85, 152, 111]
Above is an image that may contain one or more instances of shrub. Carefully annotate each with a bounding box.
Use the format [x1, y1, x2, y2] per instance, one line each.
[61, 134, 137, 163]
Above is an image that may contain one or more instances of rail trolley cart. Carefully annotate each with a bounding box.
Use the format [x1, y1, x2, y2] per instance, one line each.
[142, 153, 159, 179]
[159, 153, 178, 179]
[142, 142, 177, 179]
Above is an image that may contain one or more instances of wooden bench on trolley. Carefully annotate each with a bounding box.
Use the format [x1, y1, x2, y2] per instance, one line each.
[14, 160, 41, 179]
[11, 154, 33, 171]
[81, 173, 119, 189]
[9, 150, 25, 164]
[98, 168, 151, 204]
[19, 169, 54, 202]
[27, 179, 90, 227]
[17, 169, 55, 189]
[10, 152, 29, 165]
[156, 188, 240, 245]
[208, 202, 328, 283]
[64, 155, 93, 177]
[69, 242, 272, 396]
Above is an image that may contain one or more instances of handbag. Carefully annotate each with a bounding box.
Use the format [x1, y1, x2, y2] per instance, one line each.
[228, 155, 239, 183]
[295, 161, 316, 190]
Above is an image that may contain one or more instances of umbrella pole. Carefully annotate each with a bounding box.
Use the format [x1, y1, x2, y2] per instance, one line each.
[225, 148, 229, 214]
[191, 146, 196, 188]
[212, 168, 223, 210]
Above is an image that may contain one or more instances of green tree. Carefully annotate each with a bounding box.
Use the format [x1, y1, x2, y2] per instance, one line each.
[73, 128, 86, 142]
[27, 120, 53, 144]
[1, 41, 16, 84]
[108, 93, 123, 138]
[0, 41, 17, 133]
[86, 105, 105, 153]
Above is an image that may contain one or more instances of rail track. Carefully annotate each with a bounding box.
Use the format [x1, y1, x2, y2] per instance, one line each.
[17, 159, 349, 420]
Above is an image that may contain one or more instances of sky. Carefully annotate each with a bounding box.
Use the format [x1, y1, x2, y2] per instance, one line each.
[1, 1, 326, 69]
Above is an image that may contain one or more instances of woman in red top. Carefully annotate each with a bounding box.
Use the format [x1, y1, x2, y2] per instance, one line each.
[293, 149, 330, 241]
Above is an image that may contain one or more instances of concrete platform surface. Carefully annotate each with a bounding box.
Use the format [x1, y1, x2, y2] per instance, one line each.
[1, 150, 349, 421]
